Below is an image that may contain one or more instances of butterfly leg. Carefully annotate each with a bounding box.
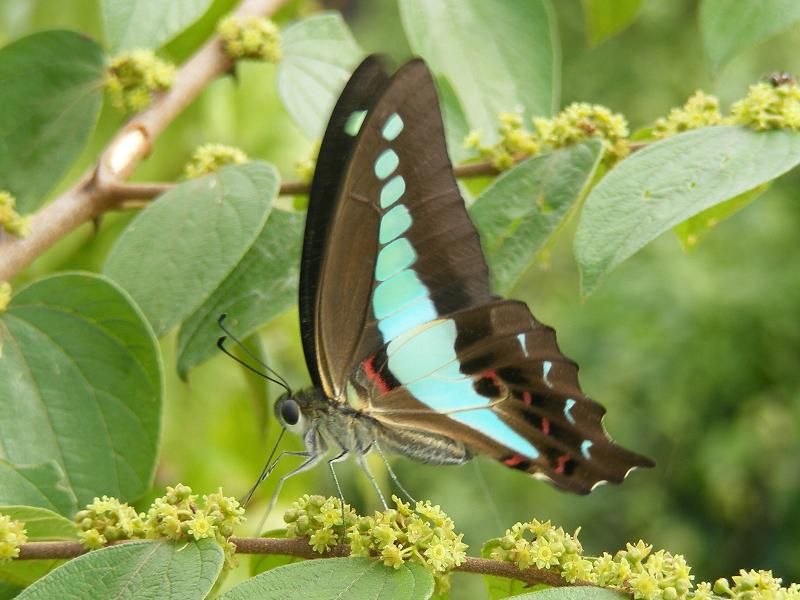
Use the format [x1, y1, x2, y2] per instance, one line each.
[372, 442, 415, 504]
[327, 449, 351, 546]
[355, 452, 388, 509]
[258, 452, 324, 532]
[242, 449, 313, 507]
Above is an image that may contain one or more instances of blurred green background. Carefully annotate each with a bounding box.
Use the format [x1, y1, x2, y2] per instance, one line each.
[3, 0, 799, 597]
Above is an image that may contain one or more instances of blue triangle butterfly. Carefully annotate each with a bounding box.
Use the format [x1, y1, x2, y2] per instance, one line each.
[271, 56, 653, 498]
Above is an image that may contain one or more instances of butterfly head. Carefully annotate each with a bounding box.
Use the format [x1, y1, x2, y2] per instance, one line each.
[274, 387, 329, 435]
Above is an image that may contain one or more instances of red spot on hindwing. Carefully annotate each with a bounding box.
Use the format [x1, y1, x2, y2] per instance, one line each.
[554, 454, 570, 474]
[522, 391, 532, 406]
[541, 417, 551, 435]
[362, 355, 390, 394]
[504, 454, 527, 467]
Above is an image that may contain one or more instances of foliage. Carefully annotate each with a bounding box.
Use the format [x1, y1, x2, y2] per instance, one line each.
[1, 0, 800, 598]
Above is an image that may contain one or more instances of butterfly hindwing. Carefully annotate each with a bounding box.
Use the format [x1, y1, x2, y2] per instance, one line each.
[357, 300, 653, 494]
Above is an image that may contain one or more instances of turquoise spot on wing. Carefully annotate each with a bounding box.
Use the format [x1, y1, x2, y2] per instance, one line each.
[517, 333, 528, 357]
[375, 149, 399, 179]
[564, 398, 576, 424]
[344, 110, 367, 136]
[387, 320, 457, 382]
[382, 113, 404, 140]
[379, 205, 412, 244]
[385, 317, 540, 460]
[377, 296, 437, 341]
[373, 270, 428, 320]
[542, 361, 553, 388]
[580, 440, 593, 459]
[375, 238, 416, 281]
[380, 175, 406, 208]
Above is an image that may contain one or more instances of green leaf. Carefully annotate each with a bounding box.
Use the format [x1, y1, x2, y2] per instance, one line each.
[471, 141, 604, 295]
[104, 162, 277, 336]
[176, 208, 303, 376]
[699, 0, 800, 69]
[0, 505, 78, 588]
[582, 0, 642, 46]
[0, 581, 22, 599]
[101, 0, 214, 51]
[0, 31, 104, 213]
[16, 540, 223, 600]
[399, 0, 558, 143]
[249, 530, 304, 577]
[277, 12, 364, 139]
[575, 127, 800, 295]
[220, 557, 434, 600]
[509, 587, 628, 600]
[0, 505, 77, 540]
[0, 272, 162, 509]
[437, 76, 471, 163]
[0, 461, 76, 516]
[674, 183, 769, 251]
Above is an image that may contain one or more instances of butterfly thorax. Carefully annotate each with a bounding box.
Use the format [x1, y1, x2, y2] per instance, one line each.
[282, 386, 472, 466]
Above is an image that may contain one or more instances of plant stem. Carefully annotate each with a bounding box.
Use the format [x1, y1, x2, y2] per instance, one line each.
[16, 536, 583, 587]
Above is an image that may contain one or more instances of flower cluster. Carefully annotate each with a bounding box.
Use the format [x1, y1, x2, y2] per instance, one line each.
[0, 513, 27, 561]
[465, 102, 629, 171]
[76, 485, 245, 562]
[218, 15, 281, 62]
[708, 570, 800, 600]
[284, 495, 468, 594]
[75, 495, 145, 549]
[484, 518, 590, 582]
[105, 50, 175, 113]
[653, 91, 724, 139]
[0, 191, 30, 237]
[184, 143, 248, 178]
[594, 540, 693, 600]
[730, 81, 800, 131]
[0, 282, 11, 313]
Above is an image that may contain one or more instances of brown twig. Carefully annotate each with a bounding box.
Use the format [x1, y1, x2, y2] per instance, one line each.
[16, 536, 584, 587]
[0, 0, 289, 282]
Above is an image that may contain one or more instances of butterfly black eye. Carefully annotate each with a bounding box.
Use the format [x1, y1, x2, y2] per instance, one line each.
[280, 398, 300, 425]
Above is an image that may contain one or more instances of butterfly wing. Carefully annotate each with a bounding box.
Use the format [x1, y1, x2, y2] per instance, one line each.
[357, 300, 653, 494]
[305, 57, 495, 399]
[301, 56, 391, 395]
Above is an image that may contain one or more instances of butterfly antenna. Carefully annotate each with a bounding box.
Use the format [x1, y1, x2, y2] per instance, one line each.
[216, 336, 291, 395]
[216, 313, 292, 394]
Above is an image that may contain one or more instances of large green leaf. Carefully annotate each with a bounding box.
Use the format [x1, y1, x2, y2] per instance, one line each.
[0, 31, 104, 213]
[15, 540, 223, 600]
[0, 273, 162, 508]
[399, 0, 558, 143]
[471, 141, 603, 295]
[104, 162, 277, 336]
[0, 505, 78, 588]
[277, 12, 363, 139]
[509, 587, 628, 600]
[176, 209, 303, 376]
[699, 0, 800, 69]
[575, 127, 800, 295]
[101, 0, 214, 51]
[220, 557, 434, 600]
[582, 0, 643, 46]
[0, 461, 75, 516]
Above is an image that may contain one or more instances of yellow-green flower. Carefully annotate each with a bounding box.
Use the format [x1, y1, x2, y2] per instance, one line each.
[0, 514, 27, 561]
[534, 102, 629, 162]
[381, 542, 406, 569]
[184, 144, 248, 178]
[218, 15, 281, 62]
[106, 50, 175, 113]
[0, 191, 29, 237]
[731, 82, 800, 130]
[653, 91, 724, 139]
[188, 510, 214, 540]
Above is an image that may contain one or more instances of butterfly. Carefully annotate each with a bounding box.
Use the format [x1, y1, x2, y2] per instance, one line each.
[269, 55, 653, 500]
